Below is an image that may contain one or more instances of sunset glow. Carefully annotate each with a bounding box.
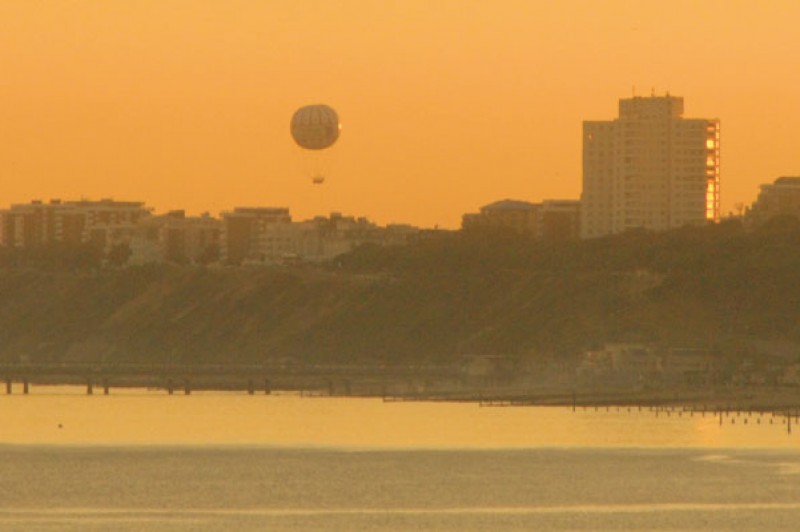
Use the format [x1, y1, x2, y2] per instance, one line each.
[2, 0, 799, 227]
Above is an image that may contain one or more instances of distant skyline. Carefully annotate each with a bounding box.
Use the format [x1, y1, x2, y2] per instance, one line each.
[2, 1, 800, 228]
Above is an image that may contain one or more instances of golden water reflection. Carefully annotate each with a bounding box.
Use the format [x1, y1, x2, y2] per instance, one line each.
[0, 386, 797, 449]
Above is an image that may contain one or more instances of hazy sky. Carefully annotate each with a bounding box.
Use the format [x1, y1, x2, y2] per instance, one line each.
[2, 0, 799, 227]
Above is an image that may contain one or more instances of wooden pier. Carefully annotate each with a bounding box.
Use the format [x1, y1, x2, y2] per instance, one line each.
[0, 362, 459, 397]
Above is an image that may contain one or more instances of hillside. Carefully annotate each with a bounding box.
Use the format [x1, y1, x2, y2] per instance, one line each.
[1, 217, 800, 366]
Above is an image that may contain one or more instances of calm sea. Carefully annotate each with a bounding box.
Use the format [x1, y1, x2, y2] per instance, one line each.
[1, 386, 799, 531]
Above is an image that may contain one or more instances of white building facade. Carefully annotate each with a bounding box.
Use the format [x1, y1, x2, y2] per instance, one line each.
[581, 95, 720, 238]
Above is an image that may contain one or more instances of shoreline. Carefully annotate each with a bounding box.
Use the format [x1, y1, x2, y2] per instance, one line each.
[6, 376, 800, 416]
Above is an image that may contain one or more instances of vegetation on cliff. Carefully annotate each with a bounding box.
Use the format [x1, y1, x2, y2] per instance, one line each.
[1, 216, 800, 366]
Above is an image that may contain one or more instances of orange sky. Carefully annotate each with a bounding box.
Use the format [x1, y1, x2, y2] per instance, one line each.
[1, 0, 799, 228]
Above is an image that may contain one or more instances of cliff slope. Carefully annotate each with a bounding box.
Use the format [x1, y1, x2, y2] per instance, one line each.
[1, 218, 799, 365]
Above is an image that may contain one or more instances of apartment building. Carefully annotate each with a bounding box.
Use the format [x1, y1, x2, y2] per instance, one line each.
[581, 95, 720, 238]
[0, 199, 150, 251]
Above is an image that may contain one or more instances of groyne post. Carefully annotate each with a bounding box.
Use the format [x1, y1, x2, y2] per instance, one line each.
[86, 378, 93, 395]
[183, 379, 191, 395]
[103, 378, 110, 395]
[5, 378, 11, 395]
[23, 379, 29, 395]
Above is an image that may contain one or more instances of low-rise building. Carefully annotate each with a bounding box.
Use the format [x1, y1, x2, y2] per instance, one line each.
[462, 199, 540, 235]
[747, 176, 800, 227]
[258, 212, 386, 263]
[220, 207, 291, 265]
[577, 343, 660, 385]
[540, 200, 581, 240]
[130, 210, 221, 265]
[462, 198, 580, 240]
[220, 208, 406, 265]
[2, 199, 419, 267]
[660, 347, 714, 385]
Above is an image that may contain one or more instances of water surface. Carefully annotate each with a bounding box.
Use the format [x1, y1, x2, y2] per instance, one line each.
[2, 386, 799, 531]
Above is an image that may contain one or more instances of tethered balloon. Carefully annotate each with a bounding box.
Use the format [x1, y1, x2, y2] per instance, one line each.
[290, 104, 340, 185]
[290, 104, 340, 150]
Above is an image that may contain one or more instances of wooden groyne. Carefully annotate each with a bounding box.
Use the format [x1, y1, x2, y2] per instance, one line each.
[3, 363, 800, 427]
[0, 362, 459, 397]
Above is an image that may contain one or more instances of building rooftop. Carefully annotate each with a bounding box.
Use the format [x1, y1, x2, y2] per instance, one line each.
[772, 176, 800, 187]
[480, 199, 538, 212]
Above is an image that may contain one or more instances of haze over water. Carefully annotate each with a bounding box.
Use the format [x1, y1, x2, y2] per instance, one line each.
[2, 386, 800, 530]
